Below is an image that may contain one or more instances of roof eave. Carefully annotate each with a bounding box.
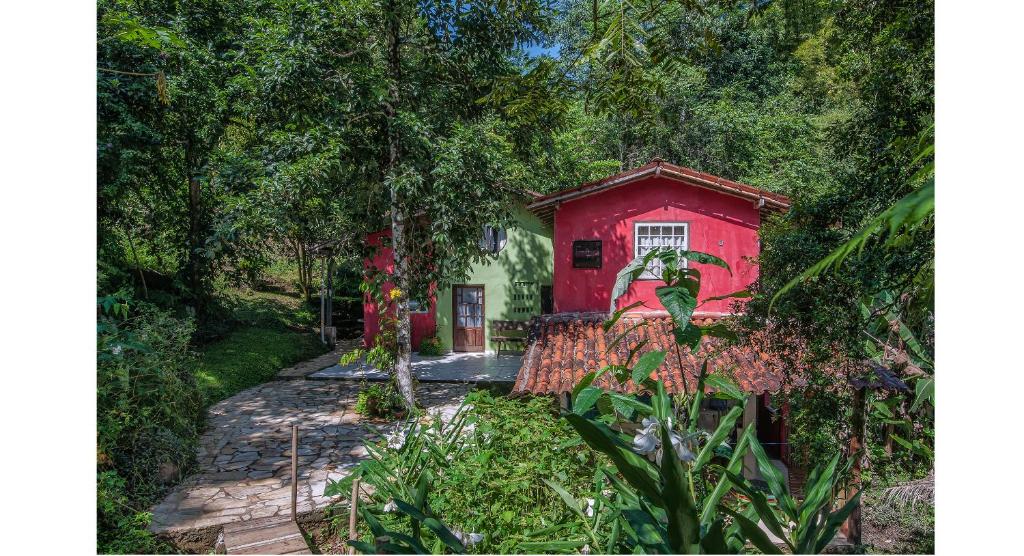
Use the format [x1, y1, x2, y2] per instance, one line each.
[528, 162, 791, 213]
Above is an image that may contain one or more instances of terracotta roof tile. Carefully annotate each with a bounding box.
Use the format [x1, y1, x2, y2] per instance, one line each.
[514, 313, 825, 396]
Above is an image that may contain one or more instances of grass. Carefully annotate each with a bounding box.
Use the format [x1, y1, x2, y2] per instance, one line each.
[194, 287, 329, 405]
[195, 327, 326, 403]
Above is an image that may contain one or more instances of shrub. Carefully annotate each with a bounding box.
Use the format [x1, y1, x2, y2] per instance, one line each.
[97, 471, 175, 554]
[354, 381, 405, 418]
[97, 294, 204, 553]
[330, 390, 606, 553]
[418, 335, 444, 356]
[429, 392, 605, 553]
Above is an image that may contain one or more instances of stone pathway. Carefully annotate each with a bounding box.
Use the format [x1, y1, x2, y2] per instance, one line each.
[275, 338, 363, 379]
[310, 351, 523, 382]
[149, 380, 471, 535]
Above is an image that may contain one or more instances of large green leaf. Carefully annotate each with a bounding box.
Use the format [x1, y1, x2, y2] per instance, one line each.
[701, 425, 753, 527]
[542, 478, 584, 519]
[722, 508, 784, 554]
[675, 250, 731, 274]
[701, 518, 730, 554]
[622, 509, 669, 553]
[392, 499, 466, 553]
[563, 412, 664, 506]
[572, 371, 598, 401]
[700, 322, 739, 342]
[725, 471, 792, 549]
[688, 360, 709, 430]
[704, 374, 745, 401]
[656, 285, 698, 331]
[608, 392, 655, 417]
[748, 436, 799, 519]
[911, 377, 934, 412]
[692, 404, 744, 472]
[632, 350, 667, 385]
[673, 322, 703, 350]
[573, 386, 603, 414]
[660, 425, 700, 553]
[771, 180, 934, 309]
[609, 256, 648, 310]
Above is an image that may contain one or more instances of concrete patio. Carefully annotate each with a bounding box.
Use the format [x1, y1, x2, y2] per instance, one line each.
[309, 351, 523, 383]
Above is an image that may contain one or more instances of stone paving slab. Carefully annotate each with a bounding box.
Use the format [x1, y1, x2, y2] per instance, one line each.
[309, 351, 523, 382]
[149, 380, 471, 534]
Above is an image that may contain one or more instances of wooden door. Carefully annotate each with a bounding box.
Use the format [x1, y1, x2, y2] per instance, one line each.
[453, 285, 485, 352]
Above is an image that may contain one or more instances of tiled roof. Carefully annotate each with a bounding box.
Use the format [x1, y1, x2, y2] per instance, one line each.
[528, 158, 791, 212]
[513, 313, 818, 396]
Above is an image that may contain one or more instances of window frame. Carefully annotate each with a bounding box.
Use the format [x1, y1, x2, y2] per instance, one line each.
[407, 298, 430, 314]
[633, 221, 689, 280]
[572, 239, 603, 269]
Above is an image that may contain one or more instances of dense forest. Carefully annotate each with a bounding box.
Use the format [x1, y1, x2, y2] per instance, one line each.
[97, 0, 933, 552]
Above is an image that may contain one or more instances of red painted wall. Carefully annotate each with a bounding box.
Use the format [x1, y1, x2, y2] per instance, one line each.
[552, 176, 761, 314]
[363, 230, 437, 350]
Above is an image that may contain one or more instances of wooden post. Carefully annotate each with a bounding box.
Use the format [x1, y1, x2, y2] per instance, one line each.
[841, 386, 866, 545]
[291, 425, 298, 521]
[348, 478, 361, 555]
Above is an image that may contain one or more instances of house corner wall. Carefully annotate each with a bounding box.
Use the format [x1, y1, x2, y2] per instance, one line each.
[436, 206, 553, 352]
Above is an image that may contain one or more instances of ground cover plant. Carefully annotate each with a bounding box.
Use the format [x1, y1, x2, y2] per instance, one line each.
[355, 381, 406, 419]
[418, 336, 445, 356]
[97, 279, 329, 552]
[97, 292, 203, 554]
[325, 390, 610, 553]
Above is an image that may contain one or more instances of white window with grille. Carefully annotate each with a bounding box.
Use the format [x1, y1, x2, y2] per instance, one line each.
[634, 222, 689, 280]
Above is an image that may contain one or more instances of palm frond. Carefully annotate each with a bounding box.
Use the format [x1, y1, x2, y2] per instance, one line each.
[880, 471, 935, 512]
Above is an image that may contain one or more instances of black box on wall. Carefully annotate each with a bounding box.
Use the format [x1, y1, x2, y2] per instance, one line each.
[572, 240, 602, 269]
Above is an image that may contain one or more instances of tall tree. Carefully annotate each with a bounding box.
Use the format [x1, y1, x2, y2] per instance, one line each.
[97, 0, 248, 317]
[369, 0, 556, 409]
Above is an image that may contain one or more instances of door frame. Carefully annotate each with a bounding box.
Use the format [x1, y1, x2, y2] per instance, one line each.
[451, 284, 486, 352]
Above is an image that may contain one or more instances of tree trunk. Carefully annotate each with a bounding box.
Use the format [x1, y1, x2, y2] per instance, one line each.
[184, 140, 207, 315]
[126, 227, 148, 299]
[384, 0, 416, 410]
[294, 239, 311, 304]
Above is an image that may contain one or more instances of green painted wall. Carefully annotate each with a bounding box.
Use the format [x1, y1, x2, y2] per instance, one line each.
[436, 205, 553, 352]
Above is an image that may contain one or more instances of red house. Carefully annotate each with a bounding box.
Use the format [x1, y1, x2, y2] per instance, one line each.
[362, 159, 815, 486]
[528, 158, 790, 315]
[513, 159, 809, 489]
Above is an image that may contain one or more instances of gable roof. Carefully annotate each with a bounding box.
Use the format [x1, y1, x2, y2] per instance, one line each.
[513, 313, 838, 396]
[528, 159, 791, 225]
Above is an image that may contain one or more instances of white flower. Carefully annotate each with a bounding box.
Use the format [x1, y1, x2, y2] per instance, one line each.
[585, 498, 595, 518]
[632, 417, 660, 455]
[452, 530, 483, 546]
[386, 430, 406, 449]
[632, 416, 696, 464]
[111, 344, 123, 356]
[383, 499, 397, 512]
[669, 432, 696, 463]
[581, 544, 592, 555]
